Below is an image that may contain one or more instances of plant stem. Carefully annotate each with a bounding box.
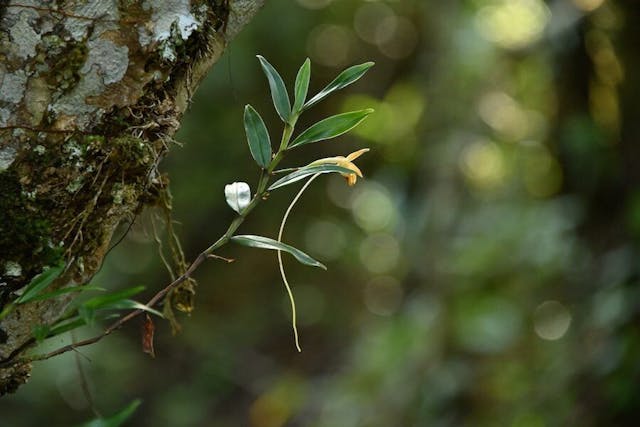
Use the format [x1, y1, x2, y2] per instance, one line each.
[4, 119, 300, 366]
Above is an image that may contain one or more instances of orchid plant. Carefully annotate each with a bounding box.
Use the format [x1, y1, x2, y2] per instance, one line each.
[0, 56, 374, 426]
[2, 56, 374, 365]
[223, 56, 373, 351]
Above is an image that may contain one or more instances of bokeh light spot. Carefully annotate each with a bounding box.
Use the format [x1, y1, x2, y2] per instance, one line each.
[475, 0, 550, 50]
[478, 92, 529, 140]
[359, 233, 400, 274]
[375, 16, 419, 59]
[533, 300, 572, 340]
[308, 25, 354, 68]
[460, 140, 507, 190]
[354, 2, 395, 44]
[364, 276, 403, 316]
[351, 183, 396, 232]
[572, 0, 606, 12]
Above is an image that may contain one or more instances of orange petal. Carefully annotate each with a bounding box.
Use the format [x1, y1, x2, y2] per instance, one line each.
[349, 163, 363, 178]
[346, 148, 370, 161]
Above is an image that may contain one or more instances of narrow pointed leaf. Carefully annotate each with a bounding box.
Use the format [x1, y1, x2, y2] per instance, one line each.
[16, 262, 65, 304]
[268, 165, 354, 191]
[243, 105, 272, 168]
[82, 285, 145, 310]
[257, 55, 291, 122]
[32, 325, 50, 343]
[48, 316, 86, 337]
[304, 62, 374, 110]
[79, 399, 142, 427]
[231, 235, 326, 269]
[290, 109, 373, 148]
[293, 58, 311, 114]
[79, 305, 96, 326]
[106, 300, 164, 318]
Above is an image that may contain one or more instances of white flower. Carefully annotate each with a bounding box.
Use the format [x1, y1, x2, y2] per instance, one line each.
[224, 182, 252, 213]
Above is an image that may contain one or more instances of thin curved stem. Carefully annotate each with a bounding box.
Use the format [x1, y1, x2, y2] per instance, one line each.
[278, 173, 321, 352]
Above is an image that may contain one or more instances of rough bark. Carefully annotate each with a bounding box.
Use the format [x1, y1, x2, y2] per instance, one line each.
[0, 0, 264, 395]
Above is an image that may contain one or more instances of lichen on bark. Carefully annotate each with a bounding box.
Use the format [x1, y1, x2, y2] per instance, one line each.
[0, 0, 265, 395]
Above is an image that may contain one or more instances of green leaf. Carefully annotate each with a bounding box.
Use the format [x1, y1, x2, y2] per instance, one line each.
[268, 165, 354, 191]
[32, 325, 50, 343]
[79, 399, 142, 427]
[293, 58, 311, 114]
[304, 62, 374, 110]
[0, 303, 15, 321]
[105, 300, 164, 318]
[231, 235, 326, 270]
[25, 286, 105, 303]
[78, 305, 96, 326]
[48, 316, 86, 337]
[16, 262, 65, 304]
[289, 109, 374, 148]
[82, 285, 145, 310]
[243, 105, 272, 168]
[257, 55, 291, 122]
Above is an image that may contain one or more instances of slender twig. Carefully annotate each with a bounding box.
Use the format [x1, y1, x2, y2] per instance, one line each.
[207, 254, 235, 263]
[19, 119, 299, 364]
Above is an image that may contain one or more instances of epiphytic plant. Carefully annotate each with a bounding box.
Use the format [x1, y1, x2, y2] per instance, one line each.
[1, 55, 373, 386]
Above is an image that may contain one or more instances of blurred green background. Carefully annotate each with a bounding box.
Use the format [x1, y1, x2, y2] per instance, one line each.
[3, 0, 640, 425]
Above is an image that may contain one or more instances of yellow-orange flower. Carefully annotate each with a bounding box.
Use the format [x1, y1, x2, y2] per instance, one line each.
[308, 148, 370, 186]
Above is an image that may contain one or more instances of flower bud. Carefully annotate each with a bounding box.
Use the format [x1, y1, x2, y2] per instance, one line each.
[224, 182, 251, 213]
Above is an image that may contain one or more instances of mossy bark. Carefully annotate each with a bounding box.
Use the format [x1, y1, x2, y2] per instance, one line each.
[0, 0, 264, 395]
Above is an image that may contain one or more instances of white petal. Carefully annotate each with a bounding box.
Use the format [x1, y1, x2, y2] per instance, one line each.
[224, 182, 251, 213]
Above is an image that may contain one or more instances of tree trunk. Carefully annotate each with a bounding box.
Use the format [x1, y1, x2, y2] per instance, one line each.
[0, 0, 264, 395]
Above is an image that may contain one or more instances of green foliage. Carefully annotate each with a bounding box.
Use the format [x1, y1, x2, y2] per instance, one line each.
[303, 62, 374, 110]
[15, 262, 65, 304]
[289, 109, 374, 148]
[78, 399, 141, 427]
[31, 285, 162, 342]
[243, 105, 272, 168]
[257, 55, 292, 123]
[268, 164, 354, 190]
[293, 58, 311, 114]
[81, 285, 146, 310]
[231, 235, 326, 269]
[0, 261, 66, 321]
